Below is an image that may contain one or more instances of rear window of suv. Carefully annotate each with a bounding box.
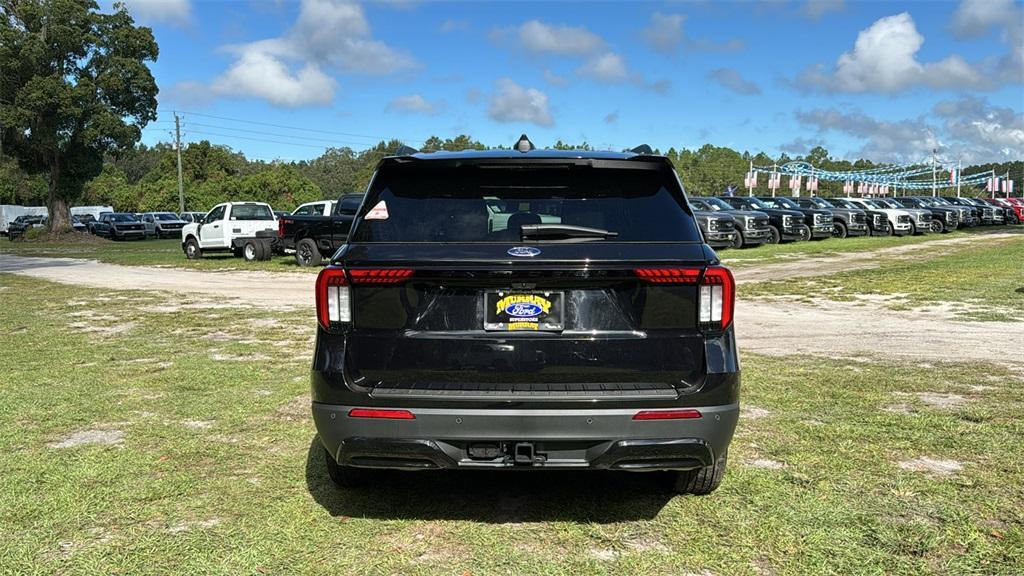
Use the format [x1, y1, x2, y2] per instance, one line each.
[351, 163, 701, 242]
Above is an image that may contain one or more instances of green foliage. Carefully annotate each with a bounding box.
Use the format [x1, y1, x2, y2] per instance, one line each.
[0, 0, 159, 228]
[0, 153, 47, 205]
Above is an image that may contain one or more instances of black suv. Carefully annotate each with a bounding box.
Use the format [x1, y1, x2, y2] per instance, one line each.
[312, 143, 740, 495]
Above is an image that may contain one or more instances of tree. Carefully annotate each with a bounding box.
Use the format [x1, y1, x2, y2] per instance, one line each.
[0, 0, 158, 231]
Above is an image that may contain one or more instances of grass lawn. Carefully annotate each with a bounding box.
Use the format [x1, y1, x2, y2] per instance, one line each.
[1, 274, 1022, 575]
[719, 226, 1019, 268]
[741, 234, 1024, 321]
[0, 236, 316, 273]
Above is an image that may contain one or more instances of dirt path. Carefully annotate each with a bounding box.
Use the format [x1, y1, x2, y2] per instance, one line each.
[3, 252, 1022, 365]
[0, 254, 315, 308]
[731, 229, 1023, 284]
[735, 299, 1023, 365]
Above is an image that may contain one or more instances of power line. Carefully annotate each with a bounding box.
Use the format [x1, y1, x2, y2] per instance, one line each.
[157, 108, 426, 145]
[183, 129, 333, 150]
[183, 122, 378, 148]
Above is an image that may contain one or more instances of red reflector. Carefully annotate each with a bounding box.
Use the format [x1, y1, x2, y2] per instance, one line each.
[633, 267, 701, 283]
[633, 409, 702, 420]
[348, 268, 415, 284]
[348, 408, 415, 420]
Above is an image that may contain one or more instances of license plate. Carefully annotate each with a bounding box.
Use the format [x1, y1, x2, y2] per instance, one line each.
[485, 291, 564, 331]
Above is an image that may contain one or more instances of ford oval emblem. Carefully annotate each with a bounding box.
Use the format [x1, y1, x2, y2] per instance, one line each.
[508, 246, 541, 257]
[505, 303, 544, 318]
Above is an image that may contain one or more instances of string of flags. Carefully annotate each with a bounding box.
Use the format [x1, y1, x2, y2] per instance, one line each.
[746, 161, 1013, 194]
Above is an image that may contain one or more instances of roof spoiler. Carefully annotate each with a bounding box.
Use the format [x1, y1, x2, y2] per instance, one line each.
[630, 144, 654, 155]
[394, 144, 419, 156]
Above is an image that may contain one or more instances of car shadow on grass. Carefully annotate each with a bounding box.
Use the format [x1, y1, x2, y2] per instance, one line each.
[304, 436, 675, 523]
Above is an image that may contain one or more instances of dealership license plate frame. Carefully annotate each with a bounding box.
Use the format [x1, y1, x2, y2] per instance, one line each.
[484, 290, 565, 332]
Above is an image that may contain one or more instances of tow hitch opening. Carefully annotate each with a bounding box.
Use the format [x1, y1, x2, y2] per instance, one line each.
[514, 442, 536, 465]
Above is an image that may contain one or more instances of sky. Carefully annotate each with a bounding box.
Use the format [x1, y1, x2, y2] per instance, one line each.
[118, 0, 1023, 166]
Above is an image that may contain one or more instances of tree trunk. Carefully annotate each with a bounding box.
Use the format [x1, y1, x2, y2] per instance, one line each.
[47, 157, 71, 232]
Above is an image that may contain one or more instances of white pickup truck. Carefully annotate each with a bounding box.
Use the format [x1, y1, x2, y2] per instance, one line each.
[181, 202, 278, 261]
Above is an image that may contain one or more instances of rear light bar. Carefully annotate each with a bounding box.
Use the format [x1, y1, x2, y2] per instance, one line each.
[633, 409, 702, 420]
[348, 268, 414, 284]
[633, 267, 701, 283]
[316, 267, 416, 330]
[634, 266, 735, 330]
[348, 408, 415, 420]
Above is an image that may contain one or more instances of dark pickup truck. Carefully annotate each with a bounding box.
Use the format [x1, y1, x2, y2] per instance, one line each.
[717, 196, 809, 243]
[277, 193, 365, 266]
[792, 196, 869, 238]
[757, 196, 833, 240]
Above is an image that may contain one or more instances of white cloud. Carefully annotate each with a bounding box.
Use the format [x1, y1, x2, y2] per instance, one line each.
[543, 69, 568, 87]
[950, 0, 1015, 38]
[641, 12, 684, 54]
[950, 0, 1023, 84]
[211, 48, 335, 107]
[707, 68, 761, 95]
[799, 0, 844, 20]
[576, 52, 629, 82]
[487, 78, 554, 127]
[386, 94, 444, 115]
[797, 99, 1024, 163]
[640, 12, 743, 54]
[799, 12, 986, 92]
[122, 0, 191, 26]
[503, 20, 605, 56]
[207, 0, 415, 107]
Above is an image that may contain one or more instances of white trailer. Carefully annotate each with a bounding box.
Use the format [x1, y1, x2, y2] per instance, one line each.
[1, 205, 47, 236]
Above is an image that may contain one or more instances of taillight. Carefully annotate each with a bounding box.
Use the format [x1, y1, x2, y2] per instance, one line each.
[700, 266, 735, 330]
[277, 218, 289, 238]
[633, 409, 702, 420]
[348, 268, 414, 284]
[348, 408, 415, 420]
[316, 267, 350, 329]
[633, 267, 701, 284]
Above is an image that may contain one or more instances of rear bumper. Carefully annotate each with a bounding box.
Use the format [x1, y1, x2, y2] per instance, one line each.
[314, 402, 738, 471]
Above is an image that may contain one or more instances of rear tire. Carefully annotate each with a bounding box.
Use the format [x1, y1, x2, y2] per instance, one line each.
[323, 448, 373, 488]
[832, 221, 848, 239]
[672, 450, 727, 495]
[243, 240, 261, 262]
[295, 238, 322, 267]
[184, 238, 202, 259]
[766, 225, 781, 244]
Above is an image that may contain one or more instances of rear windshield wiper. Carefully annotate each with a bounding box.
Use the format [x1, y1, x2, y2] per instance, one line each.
[520, 223, 619, 239]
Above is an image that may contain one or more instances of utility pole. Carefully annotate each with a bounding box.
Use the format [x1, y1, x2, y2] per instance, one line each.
[175, 112, 184, 214]
[930, 148, 937, 197]
[956, 158, 961, 198]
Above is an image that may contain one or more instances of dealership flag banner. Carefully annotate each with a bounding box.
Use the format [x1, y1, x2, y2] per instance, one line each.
[1003, 179, 1014, 195]
[843, 180, 853, 194]
[789, 175, 802, 192]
